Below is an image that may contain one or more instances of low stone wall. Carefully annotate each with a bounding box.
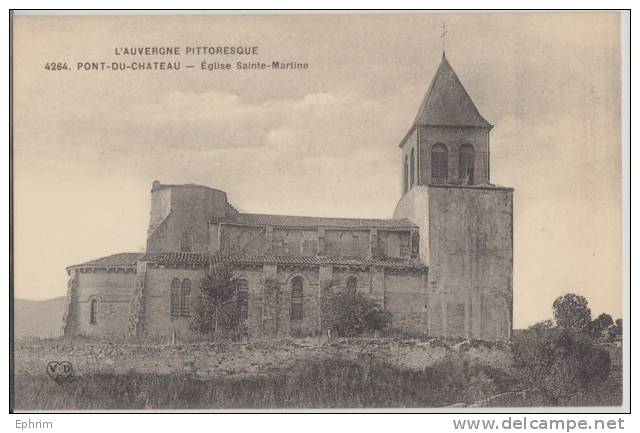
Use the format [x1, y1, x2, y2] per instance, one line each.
[15, 338, 512, 379]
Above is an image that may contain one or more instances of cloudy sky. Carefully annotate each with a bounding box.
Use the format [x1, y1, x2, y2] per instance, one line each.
[13, 12, 623, 327]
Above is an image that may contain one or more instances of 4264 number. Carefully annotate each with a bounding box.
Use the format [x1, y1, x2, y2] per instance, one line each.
[44, 62, 69, 71]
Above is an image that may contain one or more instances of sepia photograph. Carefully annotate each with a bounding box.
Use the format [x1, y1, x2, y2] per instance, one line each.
[9, 10, 628, 413]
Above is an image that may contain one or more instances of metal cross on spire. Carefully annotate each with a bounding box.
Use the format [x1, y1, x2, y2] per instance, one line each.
[440, 23, 448, 53]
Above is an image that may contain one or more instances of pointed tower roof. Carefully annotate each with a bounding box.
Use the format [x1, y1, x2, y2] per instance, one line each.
[413, 53, 492, 128]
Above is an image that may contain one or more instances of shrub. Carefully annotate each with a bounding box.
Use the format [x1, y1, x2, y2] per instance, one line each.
[423, 355, 512, 404]
[612, 318, 623, 336]
[321, 287, 391, 337]
[511, 328, 610, 404]
[528, 319, 555, 331]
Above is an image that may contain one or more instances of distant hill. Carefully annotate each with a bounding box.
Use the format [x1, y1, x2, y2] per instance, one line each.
[14, 297, 67, 338]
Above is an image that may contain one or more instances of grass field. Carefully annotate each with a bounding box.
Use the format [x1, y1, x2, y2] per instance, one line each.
[14, 356, 516, 410]
[13, 338, 622, 410]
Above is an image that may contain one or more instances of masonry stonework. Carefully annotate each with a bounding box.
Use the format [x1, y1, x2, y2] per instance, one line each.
[63, 52, 513, 342]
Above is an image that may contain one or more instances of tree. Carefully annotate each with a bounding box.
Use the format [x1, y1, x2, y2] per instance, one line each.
[552, 293, 591, 330]
[190, 265, 239, 335]
[512, 328, 611, 404]
[321, 286, 391, 337]
[588, 313, 614, 338]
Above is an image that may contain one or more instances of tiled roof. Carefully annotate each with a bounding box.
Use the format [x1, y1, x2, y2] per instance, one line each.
[68, 253, 143, 269]
[218, 213, 417, 229]
[143, 251, 426, 270]
[413, 53, 491, 128]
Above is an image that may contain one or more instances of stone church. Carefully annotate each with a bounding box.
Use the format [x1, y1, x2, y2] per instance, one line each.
[62, 53, 513, 341]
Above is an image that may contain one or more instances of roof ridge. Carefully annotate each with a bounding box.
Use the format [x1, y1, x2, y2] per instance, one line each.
[142, 251, 427, 269]
[68, 252, 144, 269]
[413, 57, 442, 125]
[237, 212, 412, 222]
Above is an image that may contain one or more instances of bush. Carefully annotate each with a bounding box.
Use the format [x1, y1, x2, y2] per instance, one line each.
[423, 355, 515, 404]
[528, 319, 555, 331]
[512, 328, 610, 404]
[321, 288, 391, 337]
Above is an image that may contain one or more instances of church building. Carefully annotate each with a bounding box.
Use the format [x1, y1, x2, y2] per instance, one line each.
[62, 53, 513, 341]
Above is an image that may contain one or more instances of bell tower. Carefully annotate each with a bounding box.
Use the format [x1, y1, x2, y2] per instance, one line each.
[400, 52, 493, 195]
[394, 52, 513, 341]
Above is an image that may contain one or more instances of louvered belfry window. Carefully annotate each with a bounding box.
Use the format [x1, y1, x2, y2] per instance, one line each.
[458, 144, 475, 185]
[291, 277, 303, 321]
[431, 143, 449, 183]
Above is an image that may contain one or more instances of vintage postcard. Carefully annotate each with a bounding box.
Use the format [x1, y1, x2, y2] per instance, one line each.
[10, 10, 628, 412]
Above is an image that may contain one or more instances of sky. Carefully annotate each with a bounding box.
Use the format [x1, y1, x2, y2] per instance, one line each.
[12, 12, 623, 328]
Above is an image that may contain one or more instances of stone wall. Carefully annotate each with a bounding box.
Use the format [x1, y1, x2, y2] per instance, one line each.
[14, 338, 513, 378]
[276, 266, 321, 337]
[142, 266, 207, 338]
[393, 182, 512, 341]
[146, 183, 233, 254]
[141, 264, 324, 338]
[325, 229, 370, 258]
[139, 263, 427, 339]
[332, 268, 372, 293]
[71, 269, 137, 337]
[62, 269, 79, 336]
[375, 230, 411, 259]
[393, 186, 431, 264]
[384, 270, 427, 331]
[214, 223, 414, 261]
[232, 265, 268, 337]
[273, 229, 318, 256]
[427, 185, 513, 341]
[219, 225, 267, 255]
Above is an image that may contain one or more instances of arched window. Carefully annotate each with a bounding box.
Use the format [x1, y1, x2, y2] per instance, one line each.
[291, 276, 303, 321]
[458, 144, 475, 185]
[90, 298, 98, 324]
[170, 278, 181, 317]
[237, 279, 249, 321]
[346, 276, 357, 291]
[180, 279, 191, 317]
[403, 156, 409, 194]
[431, 143, 448, 182]
[181, 231, 192, 252]
[410, 147, 415, 186]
